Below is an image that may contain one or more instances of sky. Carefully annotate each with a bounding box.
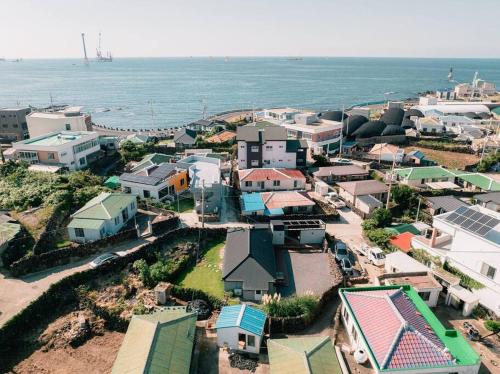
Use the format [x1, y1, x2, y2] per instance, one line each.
[1, 0, 499, 59]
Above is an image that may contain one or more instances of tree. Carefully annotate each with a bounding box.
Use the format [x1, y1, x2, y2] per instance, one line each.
[120, 141, 154, 163]
[371, 208, 392, 228]
[365, 228, 394, 250]
[391, 185, 417, 210]
[312, 154, 331, 167]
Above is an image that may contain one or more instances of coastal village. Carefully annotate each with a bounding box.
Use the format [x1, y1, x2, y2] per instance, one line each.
[1, 73, 500, 374]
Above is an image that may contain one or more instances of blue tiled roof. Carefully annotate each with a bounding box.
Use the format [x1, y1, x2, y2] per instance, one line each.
[216, 304, 267, 336]
[264, 207, 284, 216]
[241, 193, 265, 213]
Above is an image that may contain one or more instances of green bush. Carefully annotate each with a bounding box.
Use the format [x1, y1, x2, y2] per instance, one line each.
[391, 185, 418, 210]
[444, 262, 484, 290]
[484, 320, 500, 333]
[477, 152, 500, 173]
[133, 259, 154, 288]
[371, 208, 392, 228]
[262, 295, 320, 319]
[365, 228, 394, 251]
[120, 141, 155, 163]
[410, 248, 442, 267]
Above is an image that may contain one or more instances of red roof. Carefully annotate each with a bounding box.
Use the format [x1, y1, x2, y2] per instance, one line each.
[390, 232, 415, 253]
[239, 168, 306, 182]
[344, 289, 453, 370]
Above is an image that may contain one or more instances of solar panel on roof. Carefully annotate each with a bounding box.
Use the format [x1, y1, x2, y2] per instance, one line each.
[455, 206, 468, 214]
[476, 226, 492, 236]
[446, 212, 459, 221]
[477, 216, 491, 225]
[470, 211, 483, 221]
[469, 222, 482, 232]
[453, 215, 467, 225]
[461, 218, 476, 228]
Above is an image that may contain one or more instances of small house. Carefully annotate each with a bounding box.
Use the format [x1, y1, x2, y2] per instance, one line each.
[270, 219, 326, 246]
[312, 164, 369, 184]
[173, 128, 197, 149]
[336, 180, 388, 217]
[426, 195, 470, 215]
[216, 304, 267, 355]
[67, 192, 137, 243]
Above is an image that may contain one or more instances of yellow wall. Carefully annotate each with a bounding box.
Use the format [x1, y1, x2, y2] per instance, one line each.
[169, 170, 188, 193]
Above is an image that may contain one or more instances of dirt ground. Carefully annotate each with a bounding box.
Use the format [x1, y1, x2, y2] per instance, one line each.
[11, 331, 124, 374]
[404, 146, 480, 170]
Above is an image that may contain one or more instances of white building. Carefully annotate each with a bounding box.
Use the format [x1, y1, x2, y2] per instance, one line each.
[27, 107, 92, 138]
[9, 131, 101, 171]
[439, 115, 475, 133]
[261, 107, 301, 122]
[238, 168, 306, 193]
[412, 205, 500, 317]
[367, 143, 405, 163]
[416, 117, 445, 133]
[67, 192, 137, 243]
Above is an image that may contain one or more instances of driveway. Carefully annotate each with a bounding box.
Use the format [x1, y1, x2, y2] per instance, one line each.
[326, 208, 365, 251]
[0, 237, 152, 327]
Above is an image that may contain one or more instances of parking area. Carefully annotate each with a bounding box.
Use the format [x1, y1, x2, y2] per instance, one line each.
[276, 249, 338, 297]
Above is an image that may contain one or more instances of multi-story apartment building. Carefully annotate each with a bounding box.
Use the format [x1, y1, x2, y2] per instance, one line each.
[7, 131, 101, 171]
[412, 205, 500, 317]
[236, 126, 307, 169]
[27, 106, 92, 138]
[0, 107, 31, 142]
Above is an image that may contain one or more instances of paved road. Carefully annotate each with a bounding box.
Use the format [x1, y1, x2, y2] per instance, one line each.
[0, 237, 151, 327]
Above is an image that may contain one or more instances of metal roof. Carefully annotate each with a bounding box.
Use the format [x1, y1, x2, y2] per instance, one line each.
[268, 337, 341, 374]
[71, 193, 136, 220]
[216, 304, 267, 336]
[111, 307, 197, 374]
[67, 217, 105, 230]
[426, 196, 469, 213]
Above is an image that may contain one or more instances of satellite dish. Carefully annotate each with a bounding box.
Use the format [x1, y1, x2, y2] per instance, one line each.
[354, 348, 368, 364]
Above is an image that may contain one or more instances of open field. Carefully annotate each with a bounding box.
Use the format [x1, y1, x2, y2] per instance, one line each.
[176, 240, 225, 298]
[404, 146, 480, 170]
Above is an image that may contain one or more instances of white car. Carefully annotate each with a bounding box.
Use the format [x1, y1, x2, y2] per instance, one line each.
[357, 245, 386, 266]
[331, 158, 353, 165]
[327, 195, 346, 209]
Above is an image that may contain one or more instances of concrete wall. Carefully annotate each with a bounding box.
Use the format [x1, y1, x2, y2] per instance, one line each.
[216, 327, 262, 354]
[299, 229, 325, 244]
[27, 114, 89, 138]
[262, 140, 296, 168]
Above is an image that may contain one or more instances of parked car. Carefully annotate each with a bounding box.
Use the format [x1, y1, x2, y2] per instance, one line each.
[357, 245, 386, 266]
[89, 252, 120, 268]
[326, 193, 346, 209]
[334, 240, 349, 262]
[330, 158, 353, 165]
[340, 258, 353, 276]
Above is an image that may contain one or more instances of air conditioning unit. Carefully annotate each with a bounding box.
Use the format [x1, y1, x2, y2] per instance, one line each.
[234, 288, 242, 296]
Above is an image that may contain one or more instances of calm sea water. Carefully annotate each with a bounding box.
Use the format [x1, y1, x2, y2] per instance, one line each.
[1, 57, 500, 130]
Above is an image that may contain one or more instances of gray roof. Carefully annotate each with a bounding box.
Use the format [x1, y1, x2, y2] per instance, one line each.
[474, 192, 500, 205]
[337, 179, 388, 196]
[222, 227, 276, 289]
[426, 196, 469, 213]
[120, 163, 177, 186]
[190, 119, 213, 126]
[357, 194, 383, 207]
[313, 165, 368, 177]
[236, 126, 287, 143]
[173, 128, 197, 143]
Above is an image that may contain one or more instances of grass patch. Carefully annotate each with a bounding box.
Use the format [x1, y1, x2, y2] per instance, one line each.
[176, 239, 225, 298]
[163, 197, 195, 213]
[404, 146, 479, 170]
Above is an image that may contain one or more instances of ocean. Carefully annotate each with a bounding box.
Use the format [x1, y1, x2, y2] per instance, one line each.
[1, 57, 500, 130]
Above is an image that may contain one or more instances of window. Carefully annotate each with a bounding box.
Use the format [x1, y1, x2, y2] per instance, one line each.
[79, 157, 86, 165]
[293, 180, 298, 188]
[65, 123, 71, 130]
[73, 139, 99, 154]
[74, 228, 84, 237]
[273, 180, 280, 187]
[245, 181, 252, 187]
[12, 124, 18, 128]
[143, 190, 151, 198]
[263, 160, 270, 165]
[247, 335, 255, 347]
[61, 152, 67, 157]
[352, 328, 358, 342]
[251, 160, 259, 167]
[251, 146, 259, 153]
[114, 216, 120, 225]
[48, 153, 55, 160]
[122, 208, 129, 222]
[265, 145, 273, 150]
[278, 159, 283, 162]
[481, 263, 496, 279]
[180, 178, 185, 186]
[130, 202, 135, 210]
[419, 291, 431, 301]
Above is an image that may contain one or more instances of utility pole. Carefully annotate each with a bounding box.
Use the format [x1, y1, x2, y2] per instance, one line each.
[176, 191, 180, 213]
[338, 105, 345, 158]
[196, 180, 205, 262]
[386, 151, 397, 208]
[415, 197, 421, 222]
[81, 33, 89, 66]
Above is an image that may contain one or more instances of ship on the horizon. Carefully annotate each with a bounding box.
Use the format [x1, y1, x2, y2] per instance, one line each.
[96, 33, 113, 62]
[448, 67, 454, 82]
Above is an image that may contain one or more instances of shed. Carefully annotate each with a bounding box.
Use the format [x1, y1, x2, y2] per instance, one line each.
[446, 285, 479, 317]
[216, 304, 267, 354]
[268, 336, 342, 374]
[384, 251, 429, 274]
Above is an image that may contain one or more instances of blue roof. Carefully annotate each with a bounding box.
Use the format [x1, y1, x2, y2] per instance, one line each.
[342, 141, 358, 148]
[264, 207, 284, 216]
[408, 150, 425, 159]
[216, 304, 267, 336]
[241, 193, 265, 213]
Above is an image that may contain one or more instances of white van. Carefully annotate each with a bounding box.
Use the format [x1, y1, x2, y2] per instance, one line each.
[357, 244, 386, 266]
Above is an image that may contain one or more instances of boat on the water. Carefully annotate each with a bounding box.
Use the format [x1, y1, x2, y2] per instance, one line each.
[96, 32, 113, 62]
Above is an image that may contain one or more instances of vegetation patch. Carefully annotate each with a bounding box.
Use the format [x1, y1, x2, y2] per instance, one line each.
[404, 146, 479, 169]
[262, 293, 320, 319]
[444, 262, 485, 290]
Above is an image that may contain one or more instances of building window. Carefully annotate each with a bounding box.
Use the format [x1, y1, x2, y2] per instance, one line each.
[352, 328, 358, 342]
[481, 263, 496, 279]
[419, 291, 431, 301]
[143, 190, 151, 198]
[130, 201, 135, 210]
[79, 157, 86, 165]
[251, 146, 259, 153]
[122, 208, 129, 222]
[74, 228, 84, 237]
[265, 146, 273, 150]
[273, 180, 280, 187]
[251, 160, 259, 167]
[65, 123, 71, 130]
[247, 335, 255, 347]
[263, 160, 270, 165]
[114, 216, 120, 225]
[180, 178, 185, 186]
[245, 181, 252, 187]
[293, 180, 298, 188]
[48, 153, 55, 160]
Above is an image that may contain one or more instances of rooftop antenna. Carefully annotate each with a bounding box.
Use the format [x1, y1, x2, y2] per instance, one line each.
[201, 98, 208, 120]
[81, 33, 89, 65]
[49, 93, 54, 110]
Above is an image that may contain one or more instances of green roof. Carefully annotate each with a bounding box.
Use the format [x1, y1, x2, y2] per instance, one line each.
[72, 192, 136, 220]
[268, 337, 342, 374]
[112, 307, 197, 374]
[385, 223, 420, 235]
[339, 285, 480, 371]
[67, 217, 105, 230]
[455, 173, 500, 191]
[394, 166, 455, 181]
[104, 176, 121, 189]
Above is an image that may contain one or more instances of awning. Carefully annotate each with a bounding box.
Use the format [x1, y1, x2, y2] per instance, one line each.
[449, 285, 479, 304]
[425, 181, 460, 190]
[265, 207, 284, 216]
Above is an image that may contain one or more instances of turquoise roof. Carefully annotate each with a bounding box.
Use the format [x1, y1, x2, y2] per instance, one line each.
[216, 304, 267, 336]
[265, 207, 284, 216]
[241, 193, 265, 213]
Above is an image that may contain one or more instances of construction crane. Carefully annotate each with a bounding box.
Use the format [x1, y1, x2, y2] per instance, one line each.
[81, 33, 89, 65]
